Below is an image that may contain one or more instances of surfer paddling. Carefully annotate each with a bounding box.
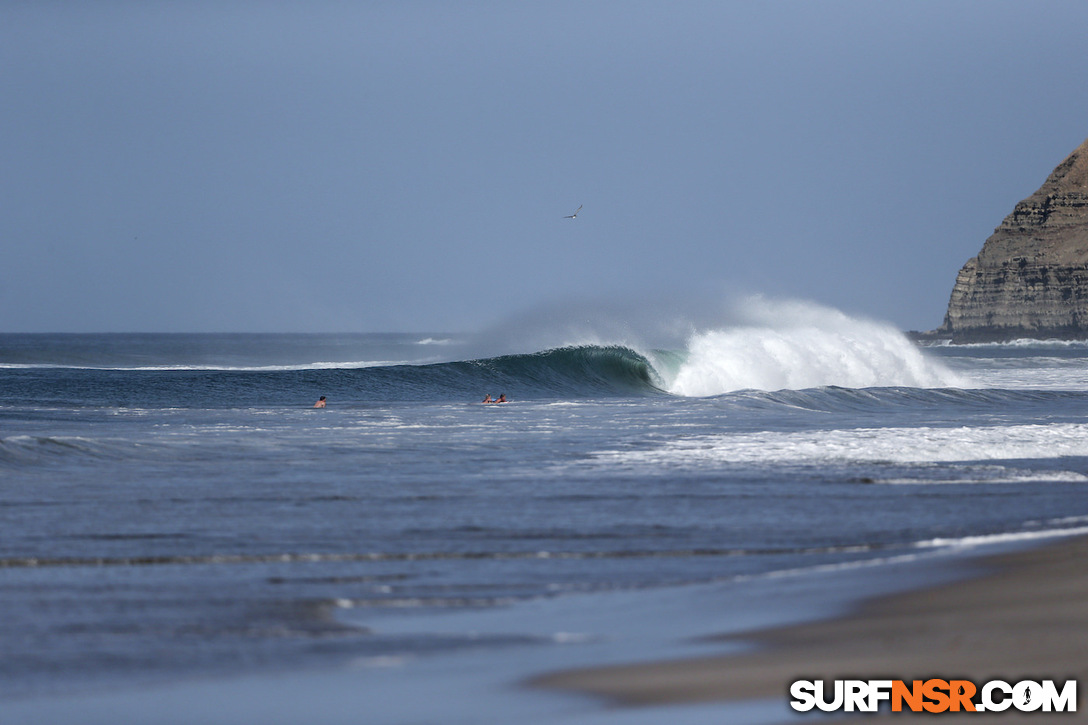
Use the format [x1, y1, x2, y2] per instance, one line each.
[482, 394, 507, 404]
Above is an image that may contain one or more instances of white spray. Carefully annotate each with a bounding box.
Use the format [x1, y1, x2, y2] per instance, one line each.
[665, 297, 966, 396]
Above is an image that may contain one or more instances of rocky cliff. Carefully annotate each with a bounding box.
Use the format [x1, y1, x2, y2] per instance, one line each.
[936, 137, 1088, 343]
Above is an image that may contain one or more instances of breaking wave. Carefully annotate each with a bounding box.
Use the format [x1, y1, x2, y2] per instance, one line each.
[0, 300, 967, 405]
[363, 299, 965, 399]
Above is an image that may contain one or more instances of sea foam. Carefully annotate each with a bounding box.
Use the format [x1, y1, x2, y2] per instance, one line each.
[585, 422, 1088, 479]
[665, 298, 965, 396]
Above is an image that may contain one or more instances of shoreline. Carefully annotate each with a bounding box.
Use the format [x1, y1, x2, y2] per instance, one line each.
[531, 536, 1088, 714]
[5, 538, 1085, 724]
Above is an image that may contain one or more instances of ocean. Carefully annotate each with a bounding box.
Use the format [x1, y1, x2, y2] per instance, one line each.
[3, 301, 1088, 723]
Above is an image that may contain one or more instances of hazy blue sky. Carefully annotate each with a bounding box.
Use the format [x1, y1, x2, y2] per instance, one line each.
[3, 1, 1087, 334]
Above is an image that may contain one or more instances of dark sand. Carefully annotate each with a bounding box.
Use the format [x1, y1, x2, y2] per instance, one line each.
[533, 538, 1088, 721]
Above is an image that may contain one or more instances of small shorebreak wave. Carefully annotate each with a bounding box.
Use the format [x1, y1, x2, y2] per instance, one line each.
[0, 542, 896, 570]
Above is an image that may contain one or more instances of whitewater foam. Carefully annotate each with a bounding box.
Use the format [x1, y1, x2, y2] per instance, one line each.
[926, 338, 1088, 349]
[585, 422, 1088, 481]
[914, 525, 1088, 550]
[941, 356, 1088, 391]
[665, 299, 966, 396]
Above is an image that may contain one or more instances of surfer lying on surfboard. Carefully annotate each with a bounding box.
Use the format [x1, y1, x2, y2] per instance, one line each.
[482, 394, 507, 404]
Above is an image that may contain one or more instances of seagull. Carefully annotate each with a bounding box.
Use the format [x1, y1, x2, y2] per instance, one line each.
[564, 204, 582, 219]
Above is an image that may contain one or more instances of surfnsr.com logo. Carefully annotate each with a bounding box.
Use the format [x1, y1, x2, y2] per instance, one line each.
[789, 679, 1077, 713]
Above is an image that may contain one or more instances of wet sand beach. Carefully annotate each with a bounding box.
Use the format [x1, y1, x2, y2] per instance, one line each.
[533, 537, 1088, 720]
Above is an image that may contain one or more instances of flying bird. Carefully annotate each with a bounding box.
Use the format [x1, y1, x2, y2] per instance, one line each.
[564, 204, 582, 219]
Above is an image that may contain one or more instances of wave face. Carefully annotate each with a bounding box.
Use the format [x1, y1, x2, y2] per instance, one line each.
[0, 345, 664, 408]
[374, 344, 663, 399]
[663, 299, 965, 396]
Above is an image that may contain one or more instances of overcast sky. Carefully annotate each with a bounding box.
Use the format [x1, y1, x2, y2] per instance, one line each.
[3, 1, 1087, 334]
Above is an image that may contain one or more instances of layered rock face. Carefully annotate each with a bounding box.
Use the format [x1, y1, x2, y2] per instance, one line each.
[938, 137, 1088, 343]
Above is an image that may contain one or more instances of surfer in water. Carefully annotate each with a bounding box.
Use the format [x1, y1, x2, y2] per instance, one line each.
[313, 396, 327, 408]
[482, 394, 493, 403]
[481, 394, 507, 404]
